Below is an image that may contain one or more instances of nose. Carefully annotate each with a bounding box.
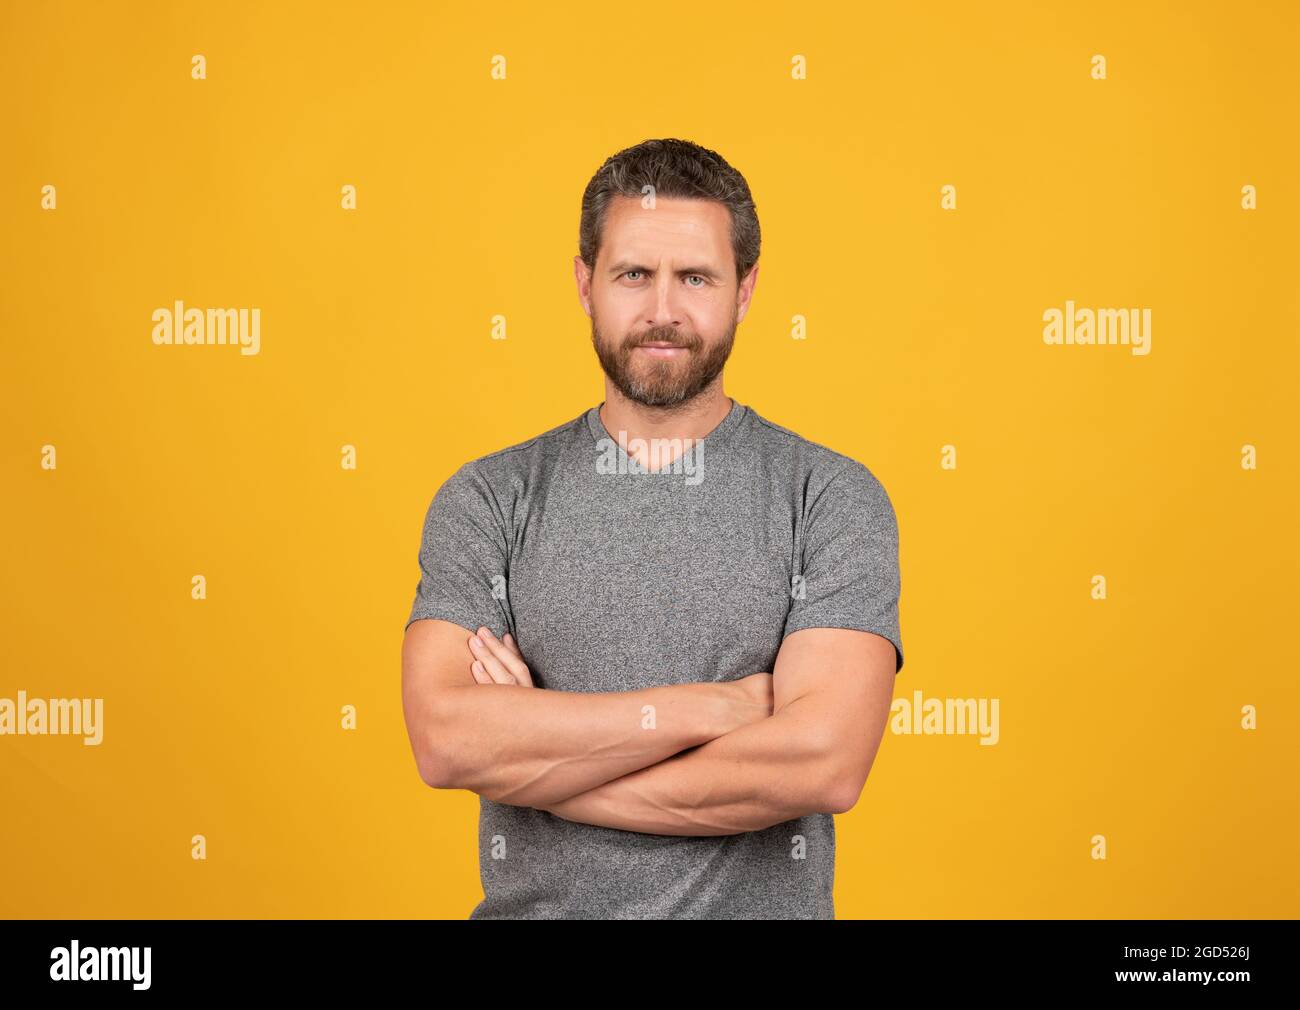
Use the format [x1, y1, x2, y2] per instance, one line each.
[645, 272, 684, 330]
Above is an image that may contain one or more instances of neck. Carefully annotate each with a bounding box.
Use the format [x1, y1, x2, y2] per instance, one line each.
[599, 382, 733, 449]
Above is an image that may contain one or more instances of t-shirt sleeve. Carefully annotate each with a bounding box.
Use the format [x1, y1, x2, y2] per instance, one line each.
[781, 460, 904, 673]
[405, 462, 515, 639]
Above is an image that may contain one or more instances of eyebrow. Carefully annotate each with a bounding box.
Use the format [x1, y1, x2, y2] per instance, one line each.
[607, 261, 724, 282]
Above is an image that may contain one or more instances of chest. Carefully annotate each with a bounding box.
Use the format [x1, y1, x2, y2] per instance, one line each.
[506, 474, 796, 692]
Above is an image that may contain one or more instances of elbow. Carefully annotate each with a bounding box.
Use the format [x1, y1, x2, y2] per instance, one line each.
[822, 775, 863, 815]
[812, 736, 870, 815]
[415, 744, 451, 789]
[410, 691, 505, 799]
[410, 691, 460, 789]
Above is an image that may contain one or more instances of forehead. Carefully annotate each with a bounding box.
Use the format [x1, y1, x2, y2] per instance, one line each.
[600, 195, 732, 263]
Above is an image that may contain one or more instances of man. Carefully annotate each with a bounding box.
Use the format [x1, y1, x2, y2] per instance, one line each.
[401, 137, 904, 919]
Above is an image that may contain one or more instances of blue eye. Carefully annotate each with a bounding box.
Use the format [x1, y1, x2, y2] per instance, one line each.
[621, 271, 706, 286]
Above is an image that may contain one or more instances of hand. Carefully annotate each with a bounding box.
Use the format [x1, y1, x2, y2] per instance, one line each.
[727, 671, 774, 730]
[468, 626, 535, 687]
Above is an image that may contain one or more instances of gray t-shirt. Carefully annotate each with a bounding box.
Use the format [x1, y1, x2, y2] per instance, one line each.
[406, 398, 903, 918]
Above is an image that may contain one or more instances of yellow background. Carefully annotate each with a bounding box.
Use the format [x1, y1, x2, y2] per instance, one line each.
[2, 0, 1296, 918]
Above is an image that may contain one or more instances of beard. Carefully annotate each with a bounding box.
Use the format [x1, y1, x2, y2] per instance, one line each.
[589, 307, 737, 409]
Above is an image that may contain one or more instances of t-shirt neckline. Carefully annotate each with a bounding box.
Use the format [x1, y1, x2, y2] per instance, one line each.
[584, 397, 747, 469]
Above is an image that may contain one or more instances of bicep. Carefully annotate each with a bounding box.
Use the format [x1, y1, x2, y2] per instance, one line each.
[400, 618, 478, 781]
[402, 618, 477, 694]
[772, 627, 897, 771]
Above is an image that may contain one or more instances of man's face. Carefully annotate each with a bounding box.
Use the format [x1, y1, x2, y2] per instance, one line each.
[579, 195, 757, 408]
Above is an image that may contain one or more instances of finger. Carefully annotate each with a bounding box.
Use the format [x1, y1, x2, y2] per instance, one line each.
[477, 628, 531, 684]
[501, 633, 534, 686]
[470, 660, 492, 684]
[469, 632, 516, 685]
[498, 632, 534, 687]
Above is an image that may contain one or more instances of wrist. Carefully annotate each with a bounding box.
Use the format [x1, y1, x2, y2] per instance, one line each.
[688, 681, 748, 741]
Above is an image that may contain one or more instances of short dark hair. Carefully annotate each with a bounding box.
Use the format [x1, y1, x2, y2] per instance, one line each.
[578, 138, 761, 284]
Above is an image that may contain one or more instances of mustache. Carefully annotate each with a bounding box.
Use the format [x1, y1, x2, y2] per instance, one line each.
[626, 331, 698, 349]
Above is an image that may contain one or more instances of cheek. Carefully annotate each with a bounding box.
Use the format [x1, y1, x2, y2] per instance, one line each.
[695, 297, 733, 333]
[593, 290, 637, 331]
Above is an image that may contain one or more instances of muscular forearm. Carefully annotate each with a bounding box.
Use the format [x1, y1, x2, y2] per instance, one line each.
[423, 680, 755, 808]
[540, 694, 842, 836]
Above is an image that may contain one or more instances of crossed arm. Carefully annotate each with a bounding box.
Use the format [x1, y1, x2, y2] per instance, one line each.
[400, 619, 896, 836]
[540, 626, 896, 835]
